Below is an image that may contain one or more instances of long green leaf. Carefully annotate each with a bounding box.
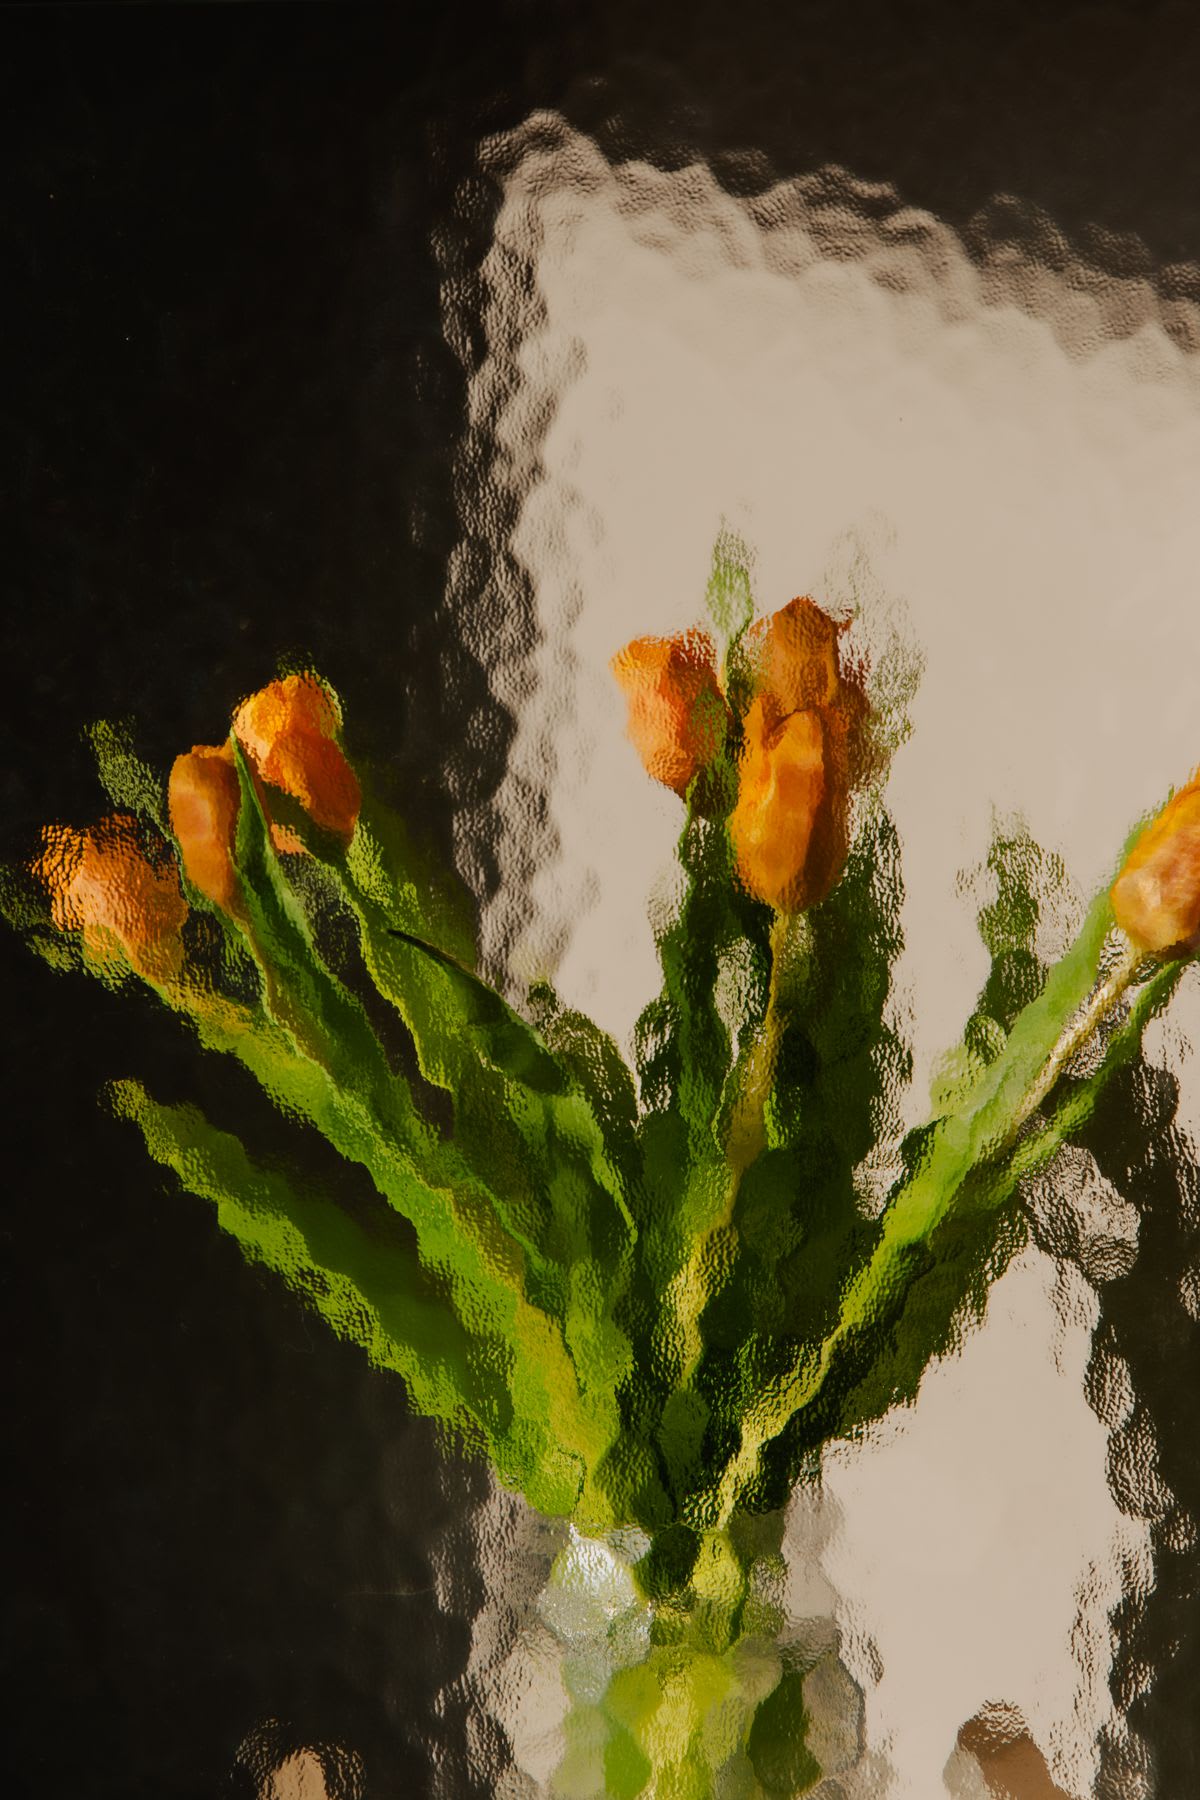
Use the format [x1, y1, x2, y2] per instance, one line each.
[218, 757, 644, 1522]
[110, 1083, 500, 1455]
[136, 759, 611, 1518]
[288, 803, 644, 1415]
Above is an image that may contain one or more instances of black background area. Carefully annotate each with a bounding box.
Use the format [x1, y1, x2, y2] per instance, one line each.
[3, 3, 1200, 1796]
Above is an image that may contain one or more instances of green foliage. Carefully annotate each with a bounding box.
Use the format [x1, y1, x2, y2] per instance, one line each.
[109, 1080, 506, 1462]
[708, 820, 1186, 1519]
[629, 798, 908, 1522]
[0, 865, 81, 975]
[6, 639, 1196, 1553]
[274, 793, 652, 1523]
[746, 1670, 822, 1796]
[88, 717, 169, 833]
[716, 811, 906, 1351]
[629, 778, 777, 1506]
[10, 604, 1200, 1797]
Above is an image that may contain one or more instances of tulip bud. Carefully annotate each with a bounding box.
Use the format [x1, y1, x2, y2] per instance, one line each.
[1110, 773, 1200, 957]
[233, 673, 341, 758]
[728, 698, 850, 913]
[745, 595, 843, 724]
[610, 630, 730, 798]
[232, 674, 360, 844]
[36, 814, 189, 980]
[729, 595, 867, 914]
[169, 744, 241, 909]
[257, 729, 362, 843]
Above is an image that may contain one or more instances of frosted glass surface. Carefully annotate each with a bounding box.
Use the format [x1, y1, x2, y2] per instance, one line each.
[442, 116, 1200, 1798]
[8, 16, 1200, 1799]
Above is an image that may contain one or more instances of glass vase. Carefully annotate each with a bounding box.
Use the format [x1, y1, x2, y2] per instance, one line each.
[464, 1482, 868, 1800]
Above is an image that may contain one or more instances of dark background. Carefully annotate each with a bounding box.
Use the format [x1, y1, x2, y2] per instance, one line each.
[4, 3, 1199, 1795]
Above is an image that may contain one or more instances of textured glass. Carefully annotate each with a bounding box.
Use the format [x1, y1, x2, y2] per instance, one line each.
[6, 11, 1200, 1800]
[442, 115, 1200, 1799]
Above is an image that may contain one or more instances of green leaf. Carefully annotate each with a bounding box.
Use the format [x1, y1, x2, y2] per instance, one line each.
[108, 1081, 597, 1516]
[649, 811, 906, 1514]
[1009, 957, 1186, 1176]
[698, 827, 1193, 1520]
[624, 781, 779, 1507]
[634, 792, 767, 1177]
[805, 958, 1189, 1460]
[111, 1084, 487, 1430]
[156, 988, 611, 1517]
[219, 758, 652, 1523]
[153, 754, 619, 1519]
[344, 871, 647, 1521]
[352, 774, 478, 962]
[0, 865, 83, 975]
[349, 841, 637, 1296]
[746, 1669, 822, 1796]
[387, 928, 569, 1095]
[88, 718, 168, 832]
[762, 810, 907, 1298]
[344, 813, 637, 1260]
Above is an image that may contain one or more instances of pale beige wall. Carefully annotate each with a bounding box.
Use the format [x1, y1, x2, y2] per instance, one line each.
[452, 115, 1200, 1797]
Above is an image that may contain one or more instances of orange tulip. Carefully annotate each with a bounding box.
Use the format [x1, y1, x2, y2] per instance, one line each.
[611, 594, 868, 912]
[232, 672, 341, 763]
[169, 744, 241, 908]
[1111, 772, 1200, 956]
[731, 596, 866, 913]
[728, 698, 850, 913]
[610, 630, 730, 798]
[744, 595, 844, 724]
[37, 814, 188, 980]
[232, 673, 361, 844]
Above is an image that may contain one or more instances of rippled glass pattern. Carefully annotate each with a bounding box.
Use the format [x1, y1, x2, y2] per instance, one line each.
[441, 112, 1199, 1798]
[6, 10, 1200, 1800]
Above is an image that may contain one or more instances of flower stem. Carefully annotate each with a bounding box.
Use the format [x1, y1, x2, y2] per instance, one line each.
[724, 909, 798, 1181]
[1000, 931, 1145, 1148]
[663, 912, 804, 1418]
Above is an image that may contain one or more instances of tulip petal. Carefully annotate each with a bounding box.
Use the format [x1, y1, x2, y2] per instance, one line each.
[37, 814, 188, 979]
[261, 729, 362, 842]
[1111, 773, 1200, 955]
[611, 630, 728, 798]
[169, 743, 240, 908]
[231, 673, 360, 845]
[232, 673, 341, 767]
[746, 596, 844, 724]
[729, 702, 850, 913]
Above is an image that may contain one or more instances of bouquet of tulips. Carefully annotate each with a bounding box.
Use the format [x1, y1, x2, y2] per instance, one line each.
[5, 537, 1198, 1796]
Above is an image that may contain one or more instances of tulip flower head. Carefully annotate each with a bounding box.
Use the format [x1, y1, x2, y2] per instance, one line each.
[745, 595, 843, 722]
[728, 696, 851, 915]
[613, 594, 867, 916]
[169, 743, 241, 909]
[610, 631, 731, 799]
[730, 597, 867, 914]
[232, 673, 361, 847]
[164, 675, 360, 922]
[1110, 771, 1200, 957]
[37, 814, 188, 981]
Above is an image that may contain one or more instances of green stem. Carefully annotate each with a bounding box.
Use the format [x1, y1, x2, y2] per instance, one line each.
[724, 910, 798, 1180]
[665, 911, 801, 1392]
[1001, 933, 1144, 1145]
